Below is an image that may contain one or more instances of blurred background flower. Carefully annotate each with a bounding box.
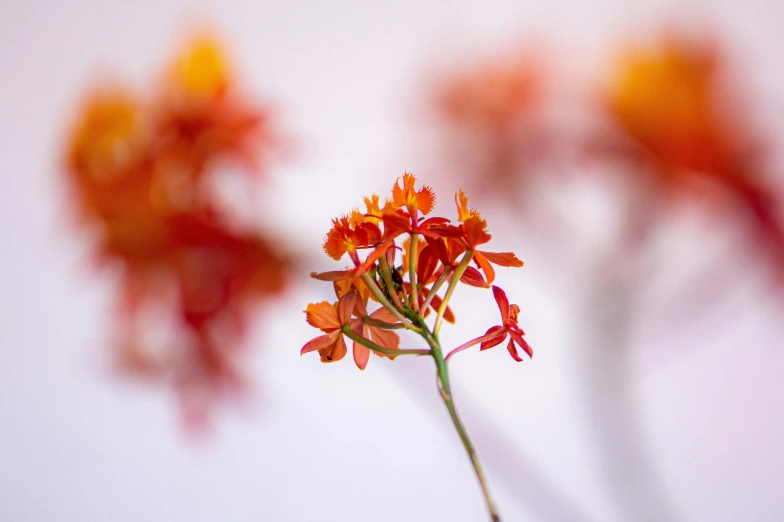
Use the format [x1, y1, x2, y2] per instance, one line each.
[65, 34, 291, 425]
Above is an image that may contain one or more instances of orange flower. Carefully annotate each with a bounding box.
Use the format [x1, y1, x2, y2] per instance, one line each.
[606, 35, 784, 276]
[445, 286, 532, 362]
[606, 36, 745, 179]
[341, 285, 401, 370]
[442, 190, 524, 285]
[155, 35, 275, 180]
[301, 294, 354, 363]
[439, 54, 540, 132]
[434, 51, 545, 199]
[322, 213, 383, 261]
[391, 172, 436, 217]
[65, 33, 291, 423]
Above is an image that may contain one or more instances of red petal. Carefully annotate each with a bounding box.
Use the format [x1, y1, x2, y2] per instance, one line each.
[417, 245, 439, 284]
[338, 291, 357, 325]
[460, 266, 489, 288]
[506, 338, 524, 362]
[354, 241, 393, 276]
[369, 327, 401, 360]
[301, 331, 340, 355]
[463, 216, 492, 247]
[415, 185, 435, 215]
[474, 251, 496, 285]
[479, 250, 524, 267]
[509, 330, 533, 358]
[353, 342, 370, 370]
[305, 302, 340, 330]
[492, 286, 510, 323]
[369, 307, 397, 323]
[424, 235, 451, 266]
[382, 210, 411, 237]
[310, 270, 353, 282]
[479, 326, 507, 351]
[420, 217, 450, 228]
[320, 334, 348, 363]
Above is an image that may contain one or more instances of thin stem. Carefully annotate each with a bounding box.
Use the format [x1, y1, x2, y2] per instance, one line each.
[409, 233, 420, 313]
[342, 325, 430, 356]
[445, 329, 506, 363]
[362, 317, 406, 330]
[360, 273, 421, 334]
[379, 255, 404, 309]
[429, 331, 500, 522]
[421, 266, 452, 312]
[434, 250, 474, 335]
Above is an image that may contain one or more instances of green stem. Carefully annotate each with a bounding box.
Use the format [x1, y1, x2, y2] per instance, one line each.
[421, 266, 452, 312]
[361, 317, 406, 330]
[409, 233, 420, 313]
[342, 325, 430, 356]
[434, 250, 474, 335]
[429, 331, 500, 522]
[360, 273, 421, 334]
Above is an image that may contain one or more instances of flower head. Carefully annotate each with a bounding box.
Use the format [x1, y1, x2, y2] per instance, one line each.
[391, 172, 436, 217]
[64, 33, 291, 424]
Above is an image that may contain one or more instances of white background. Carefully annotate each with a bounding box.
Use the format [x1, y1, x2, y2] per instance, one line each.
[1, 1, 783, 521]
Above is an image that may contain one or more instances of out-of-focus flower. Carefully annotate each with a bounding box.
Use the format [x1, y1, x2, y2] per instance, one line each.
[605, 35, 784, 274]
[434, 51, 546, 196]
[64, 34, 291, 424]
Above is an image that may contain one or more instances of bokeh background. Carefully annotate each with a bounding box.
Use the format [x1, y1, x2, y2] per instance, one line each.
[1, 1, 783, 521]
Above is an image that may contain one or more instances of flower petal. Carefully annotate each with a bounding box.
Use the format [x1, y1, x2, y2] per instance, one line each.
[338, 290, 358, 325]
[369, 307, 398, 323]
[506, 337, 524, 362]
[417, 245, 439, 284]
[509, 330, 533, 358]
[491, 286, 510, 323]
[320, 334, 347, 363]
[369, 325, 400, 350]
[310, 270, 353, 281]
[463, 216, 492, 248]
[415, 185, 435, 215]
[305, 301, 340, 330]
[460, 266, 489, 288]
[479, 326, 507, 350]
[301, 331, 340, 355]
[474, 251, 496, 285]
[424, 236, 451, 266]
[353, 342, 370, 370]
[478, 250, 524, 267]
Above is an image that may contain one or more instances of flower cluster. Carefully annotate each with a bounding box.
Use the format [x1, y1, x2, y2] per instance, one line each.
[432, 33, 784, 280]
[434, 50, 546, 197]
[65, 34, 290, 423]
[303, 172, 531, 368]
[301, 173, 531, 520]
[605, 35, 784, 270]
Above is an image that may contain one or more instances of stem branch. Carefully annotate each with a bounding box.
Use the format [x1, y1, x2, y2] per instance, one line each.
[434, 250, 474, 335]
[342, 325, 430, 356]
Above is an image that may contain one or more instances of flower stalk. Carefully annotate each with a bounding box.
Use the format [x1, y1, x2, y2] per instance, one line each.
[302, 174, 531, 521]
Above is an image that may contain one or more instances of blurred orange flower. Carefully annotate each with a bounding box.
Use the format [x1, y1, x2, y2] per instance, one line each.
[605, 34, 784, 273]
[434, 50, 546, 195]
[65, 33, 290, 424]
